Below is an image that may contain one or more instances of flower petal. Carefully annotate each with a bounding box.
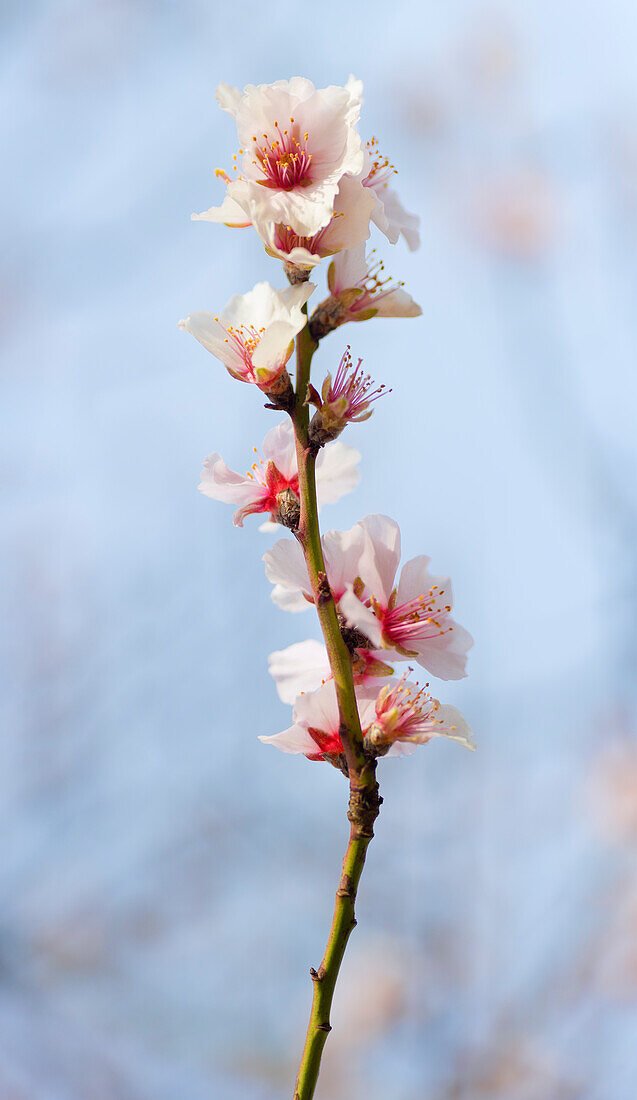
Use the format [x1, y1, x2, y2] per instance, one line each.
[259, 724, 319, 754]
[268, 640, 330, 704]
[339, 586, 384, 649]
[357, 514, 402, 605]
[315, 442, 361, 505]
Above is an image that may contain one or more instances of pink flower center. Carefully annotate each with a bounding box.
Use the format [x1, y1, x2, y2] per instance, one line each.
[246, 458, 299, 511]
[379, 586, 454, 647]
[252, 118, 313, 191]
[375, 675, 438, 739]
[272, 218, 335, 258]
[217, 319, 265, 381]
[306, 726, 344, 760]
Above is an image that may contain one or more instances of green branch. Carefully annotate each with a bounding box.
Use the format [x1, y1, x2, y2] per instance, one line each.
[289, 308, 382, 1100]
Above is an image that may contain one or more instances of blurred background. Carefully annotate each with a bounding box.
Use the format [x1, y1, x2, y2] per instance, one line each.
[2, 1, 637, 1097]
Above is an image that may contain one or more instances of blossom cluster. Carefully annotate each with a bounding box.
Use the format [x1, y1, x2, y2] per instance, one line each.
[180, 76, 474, 769]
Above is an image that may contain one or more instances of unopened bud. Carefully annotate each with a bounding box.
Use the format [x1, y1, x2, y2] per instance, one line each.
[275, 487, 301, 531]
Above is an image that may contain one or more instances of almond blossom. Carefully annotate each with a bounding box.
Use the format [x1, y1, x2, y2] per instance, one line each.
[339, 515, 473, 680]
[178, 280, 314, 394]
[264, 514, 472, 680]
[310, 246, 421, 339]
[308, 347, 388, 444]
[365, 674, 474, 755]
[264, 521, 365, 613]
[362, 137, 421, 251]
[214, 76, 364, 238]
[200, 420, 360, 527]
[259, 676, 472, 763]
[259, 679, 378, 764]
[250, 175, 376, 274]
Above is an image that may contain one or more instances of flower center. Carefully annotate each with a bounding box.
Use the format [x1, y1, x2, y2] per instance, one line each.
[218, 319, 265, 377]
[381, 587, 454, 645]
[245, 450, 299, 509]
[252, 118, 313, 190]
[375, 674, 436, 737]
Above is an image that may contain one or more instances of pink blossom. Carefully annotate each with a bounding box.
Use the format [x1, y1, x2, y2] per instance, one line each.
[330, 245, 422, 321]
[178, 280, 314, 392]
[339, 515, 473, 680]
[264, 521, 366, 613]
[213, 77, 364, 238]
[201, 421, 360, 527]
[366, 674, 474, 754]
[259, 676, 472, 762]
[259, 679, 378, 763]
[250, 175, 376, 273]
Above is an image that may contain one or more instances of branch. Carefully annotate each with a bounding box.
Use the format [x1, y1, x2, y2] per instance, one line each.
[289, 306, 382, 1099]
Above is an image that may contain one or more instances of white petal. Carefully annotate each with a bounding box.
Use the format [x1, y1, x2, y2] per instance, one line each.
[374, 287, 422, 319]
[271, 584, 312, 613]
[251, 322, 296, 375]
[432, 704, 475, 749]
[411, 622, 474, 681]
[396, 555, 439, 605]
[321, 524, 366, 598]
[371, 184, 421, 251]
[259, 724, 319, 755]
[357, 514, 402, 605]
[263, 538, 308, 589]
[215, 82, 242, 117]
[261, 420, 297, 480]
[268, 639, 330, 704]
[339, 587, 384, 649]
[198, 453, 260, 506]
[178, 312, 246, 376]
[319, 176, 376, 254]
[315, 442, 361, 505]
[293, 679, 340, 735]
[191, 193, 252, 228]
[332, 242, 368, 293]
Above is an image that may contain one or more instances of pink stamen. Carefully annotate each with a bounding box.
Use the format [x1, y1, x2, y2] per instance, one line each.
[252, 120, 313, 191]
[325, 347, 389, 422]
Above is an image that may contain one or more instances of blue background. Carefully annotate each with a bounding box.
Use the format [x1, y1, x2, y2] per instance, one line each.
[2, 2, 637, 1097]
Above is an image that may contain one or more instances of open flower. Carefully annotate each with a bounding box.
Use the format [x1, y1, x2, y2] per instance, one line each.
[310, 246, 421, 339]
[265, 515, 472, 678]
[259, 675, 472, 762]
[178, 281, 314, 394]
[201, 420, 360, 527]
[308, 347, 389, 444]
[365, 674, 474, 754]
[339, 515, 473, 680]
[259, 679, 377, 764]
[214, 76, 364, 238]
[362, 137, 421, 250]
[264, 521, 366, 613]
[249, 175, 376, 274]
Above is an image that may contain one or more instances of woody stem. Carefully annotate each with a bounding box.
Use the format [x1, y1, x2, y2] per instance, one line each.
[289, 304, 382, 1100]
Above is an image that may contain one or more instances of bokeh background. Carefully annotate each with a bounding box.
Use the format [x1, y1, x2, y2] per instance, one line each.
[2, 2, 637, 1097]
